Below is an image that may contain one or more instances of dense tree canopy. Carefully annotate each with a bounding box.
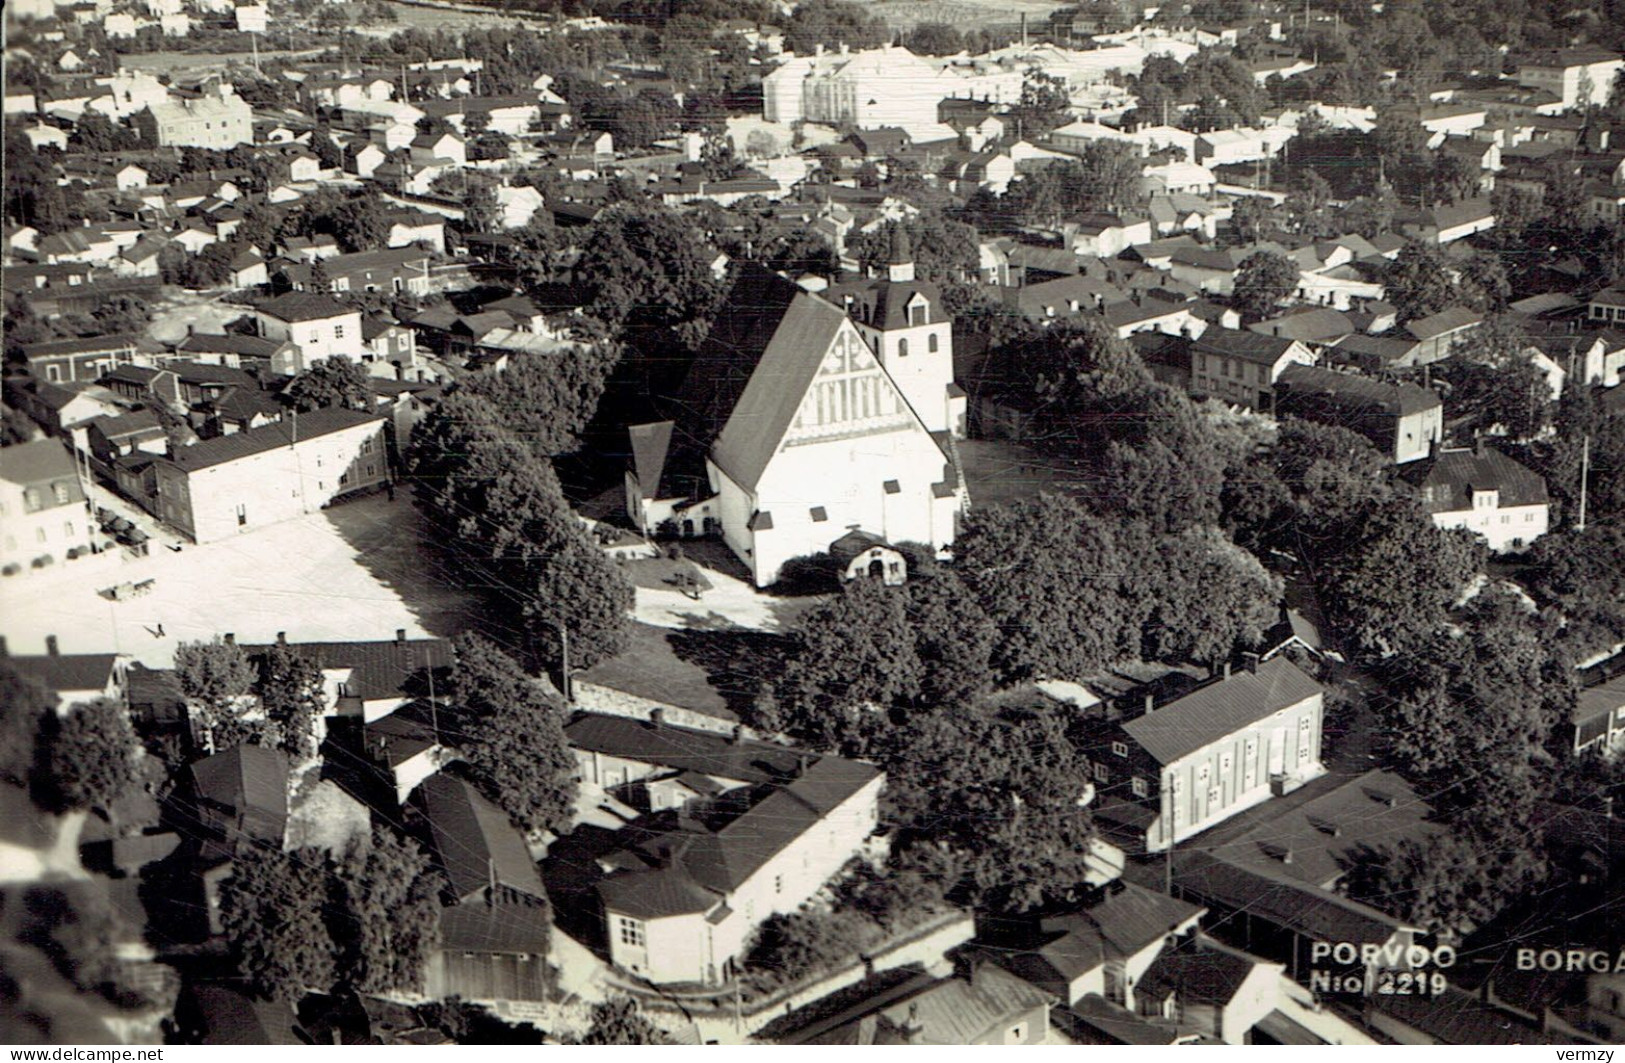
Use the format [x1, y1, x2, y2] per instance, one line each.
[39, 699, 141, 815]
[281, 355, 372, 413]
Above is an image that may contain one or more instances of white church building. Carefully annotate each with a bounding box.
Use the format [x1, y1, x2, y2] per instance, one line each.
[625, 239, 967, 587]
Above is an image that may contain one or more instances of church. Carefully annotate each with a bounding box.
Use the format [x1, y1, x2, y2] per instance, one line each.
[624, 236, 968, 588]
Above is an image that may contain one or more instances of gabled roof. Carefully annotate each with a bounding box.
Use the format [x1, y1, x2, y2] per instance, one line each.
[7, 653, 119, 697]
[239, 637, 451, 702]
[256, 290, 356, 323]
[21, 333, 138, 358]
[0, 438, 80, 488]
[414, 773, 544, 903]
[176, 332, 287, 358]
[1190, 327, 1300, 367]
[1121, 658, 1322, 765]
[565, 712, 807, 786]
[1405, 306, 1482, 341]
[627, 420, 679, 500]
[157, 407, 383, 472]
[1276, 364, 1441, 417]
[189, 744, 289, 822]
[1409, 446, 1549, 512]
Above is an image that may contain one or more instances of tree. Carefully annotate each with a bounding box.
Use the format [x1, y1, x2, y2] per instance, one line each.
[174, 637, 257, 753]
[1439, 318, 1554, 441]
[219, 844, 338, 1003]
[1230, 196, 1275, 243]
[39, 699, 141, 814]
[256, 643, 324, 763]
[1345, 824, 1547, 946]
[307, 128, 343, 170]
[0, 663, 50, 787]
[572, 203, 722, 336]
[1140, 526, 1282, 665]
[90, 294, 150, 335]
[458, 340, 619, 455]
[1524, 525, 1625, 662]
[1320, 500, 1485, 658]
[1383, 243, 1463, 323]
[783, 0, 889, 55]
[578, 998, 667, 1045]
[1009, 71, 1071, 139]
[445, 634, 578, 836]
[1233, 250, 1300, 320]
[330, 829, 442, 994]
[281, 355, 371, 412]
[903, 22, 964, 55]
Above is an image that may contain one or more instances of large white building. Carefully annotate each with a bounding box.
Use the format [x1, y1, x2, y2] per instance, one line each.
[1515, 47, 1624, 111]
[134, 84, 251, 149]
[763, 44, 943, 131]
[625, 255, 967, 587]
[140, 407, 387, 544]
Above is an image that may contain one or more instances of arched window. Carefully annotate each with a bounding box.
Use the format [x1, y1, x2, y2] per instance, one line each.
[928, 333, 939, 353]
[898, 338, 909, 357]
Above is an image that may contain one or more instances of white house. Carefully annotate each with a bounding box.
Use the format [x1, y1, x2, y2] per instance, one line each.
[254, 291, 364, 365]
[145, 407, 387, 543]
[762, 45, 943, 132]
[1411, 444, 1550, 553]
[1515, 47, 1624, 110]
[0, 440, 95, 575]
[569, 711, 885, 987]
[134, 84, 251, 149]
[624, 259, 966, 587]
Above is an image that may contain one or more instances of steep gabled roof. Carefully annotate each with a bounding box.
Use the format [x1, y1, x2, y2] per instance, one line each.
[414, 773, 543, 903]
[1409, 446, 1549, 511]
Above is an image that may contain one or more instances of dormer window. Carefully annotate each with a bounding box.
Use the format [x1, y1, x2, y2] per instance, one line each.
[910, 302, 928, 326]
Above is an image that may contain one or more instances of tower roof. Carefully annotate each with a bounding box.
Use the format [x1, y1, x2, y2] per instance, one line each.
[888, 223, 912, 267]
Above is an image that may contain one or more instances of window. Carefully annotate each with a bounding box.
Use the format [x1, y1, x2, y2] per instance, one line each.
[898, 338, 909, 357]
[1007, 1023, 1028, 1044]
[309, 330, 320, 343]
[334, 325, 345, 339]
[53, 483, 70, 504]
[1197, 763, 1210, 783]
[46, 365, 62, 383]
[1093, 762, 1109, 783]
[63, 521, 75, 537]
[36, 527, 48, 543]
[1526, 512, 1534, 522]
[928, 333, 939, 353]
[1208, 786, 1222, 804]
[775, 874, 783, 895]
[237, 504, 247, 527]
[23, 488, 39, 512]
[1111, 741, 1128, 757]
[1131, 777, 1148, 798]
[616, 917, 644, 948]
[910, 304, 928, 326]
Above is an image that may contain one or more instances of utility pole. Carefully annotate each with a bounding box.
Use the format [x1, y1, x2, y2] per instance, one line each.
[1577, 434, 1591, 531]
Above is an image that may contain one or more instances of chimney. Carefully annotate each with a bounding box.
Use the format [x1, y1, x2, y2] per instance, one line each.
[223, 633, 234, 645]
[1221, 660, 1231, 680]
[796, 754, 810, 777]
[900, 1002, 925, 1044]
[729, 724, 744, 745]
[46, 635, 59, 657]
[1144, 692, 1155, 715]
[649, 707, 665, 728]
[1242, 651, 1260, 674]
[396, 628, 406, 644]
[276, 631, 286, 644]
[1474, 433, 1486, 458]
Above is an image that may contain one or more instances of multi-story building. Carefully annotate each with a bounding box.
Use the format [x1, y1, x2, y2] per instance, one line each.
[0, 440, 93, 574]
[1515, 47, 1624, 110]
[127, 407, 386, 543]
[1083, 657, 1326, 854]
[133, 84, 252, 149]
[567, 711, 884, 986]
[1408, 443, 1550, 553]
[763, 44, 943, 131]
[1274, 365, 1442, 464]
[1189, 328, 1315, 410]
[253, 291, 365, 367]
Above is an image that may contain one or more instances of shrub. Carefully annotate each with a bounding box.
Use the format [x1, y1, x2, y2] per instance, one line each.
[2, 563, 19, 576]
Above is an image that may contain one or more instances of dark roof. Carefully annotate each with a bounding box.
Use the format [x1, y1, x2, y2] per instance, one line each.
[1120, 658, 1322, 764]
[1173, 848, 1416, 942]
[1370, 986, 1572, 1045]
[187, 984, 302, 1046]
[1248, 307, 1354, 344]
[414, 774, 543, 903]
[1276, 364, 1440, 418]
[1329, 333, 1421, 368]
[1066, 995, 1182, 1045]
[1137, 936, 1267, 1007]
[1028, 882, 1204, 983]
[827, 271, 946, 332]
[567, 712, 806, 784]
[627, 420, 680, 499]
[365, 702, 440, 768]
[1576, 674, 1625, 730]
[158, 407, 384, 472]
[7, 653, 119, 696]
[189, 744, 289, 822]
[176, 332, 287, 358]
[256, 291, 357, 323]
[238, 637, 451, 702]
[1405, 306, 1482, 341]
[1190, 327, 1301, 366]
[438, 900, 551, 954]
[0, 438, 80, 487]
[20, 333, 137, 358]
[1409, 446, 1549, 512]
[88, 408, 163, 440]
[595, 864, 719, 919]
